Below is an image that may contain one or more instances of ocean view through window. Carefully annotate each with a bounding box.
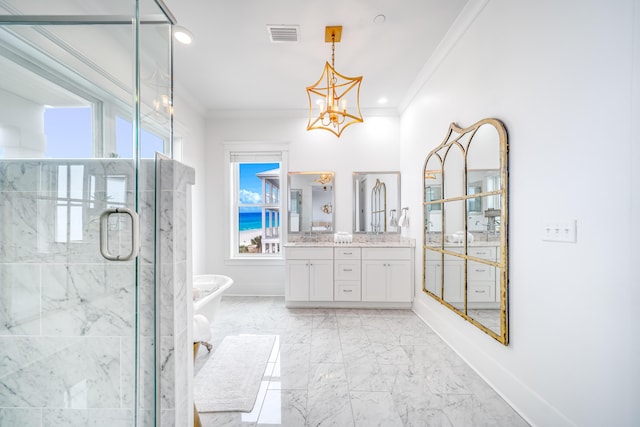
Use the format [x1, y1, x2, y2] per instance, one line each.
[234, 161, 282, 256]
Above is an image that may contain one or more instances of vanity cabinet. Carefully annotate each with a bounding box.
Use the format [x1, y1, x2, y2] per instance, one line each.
[285, 247, 334, 301]
[467, 246, 498, 304]
[425, 245, 498, 307]
[285, 243, 414, 308]
[361, 248, 412, 302]
[424, 256, 464, 303]
[334, 248, 361, 301]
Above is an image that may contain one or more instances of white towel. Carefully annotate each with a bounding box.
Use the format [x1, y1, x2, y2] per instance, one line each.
[398, 209, 409, 228]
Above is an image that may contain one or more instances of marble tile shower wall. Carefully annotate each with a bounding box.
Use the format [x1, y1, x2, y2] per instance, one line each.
[157, 158, 195, 426]
[0, 159, 194, 426]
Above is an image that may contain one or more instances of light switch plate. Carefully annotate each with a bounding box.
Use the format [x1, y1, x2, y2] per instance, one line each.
[543, 220, 577, 243]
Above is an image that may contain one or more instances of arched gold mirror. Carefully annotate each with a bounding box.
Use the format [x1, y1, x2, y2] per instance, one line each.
[422, 118, 509, 344]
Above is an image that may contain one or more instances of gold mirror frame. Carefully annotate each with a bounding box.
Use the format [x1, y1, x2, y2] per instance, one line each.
[422, 118, 509, 345]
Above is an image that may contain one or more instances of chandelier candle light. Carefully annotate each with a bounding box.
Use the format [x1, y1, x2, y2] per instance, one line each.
[306, 26, 363, 137]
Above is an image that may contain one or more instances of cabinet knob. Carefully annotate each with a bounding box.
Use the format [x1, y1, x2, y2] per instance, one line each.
[343, 289, 353, 293]
[344, 268, 352, 272]
[474, 289, 486, 293]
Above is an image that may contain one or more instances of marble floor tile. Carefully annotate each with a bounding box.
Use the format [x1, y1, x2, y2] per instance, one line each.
[194, 296, 528, 427]
[350, 391, 403, 427]
[306, 382, 353, 427]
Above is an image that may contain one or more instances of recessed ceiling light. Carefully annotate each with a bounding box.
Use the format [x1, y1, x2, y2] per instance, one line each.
[378, 97, 388, 104]
[173, 26, 193, 45]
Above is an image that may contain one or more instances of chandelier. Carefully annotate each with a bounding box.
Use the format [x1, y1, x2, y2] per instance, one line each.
[314, 173, 333, 190]
[306, 26, 363, 137]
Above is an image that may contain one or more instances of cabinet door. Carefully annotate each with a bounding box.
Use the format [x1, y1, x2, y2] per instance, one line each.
[286, 260, 310, 301]
[425, 261, 442, 297]
[387, 260, 412, 302]
[362, 261, 386, 301]
[442, 261, 464, 305]
[309, 259, 334, 301]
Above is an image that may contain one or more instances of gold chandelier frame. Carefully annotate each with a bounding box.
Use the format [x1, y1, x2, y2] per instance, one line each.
[306, 26, 363, 137]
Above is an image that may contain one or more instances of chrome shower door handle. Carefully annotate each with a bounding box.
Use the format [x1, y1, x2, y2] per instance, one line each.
[99, 207, 140, 261]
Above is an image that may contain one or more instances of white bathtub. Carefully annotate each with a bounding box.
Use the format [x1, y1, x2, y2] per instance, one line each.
[193, 274, 234, 325]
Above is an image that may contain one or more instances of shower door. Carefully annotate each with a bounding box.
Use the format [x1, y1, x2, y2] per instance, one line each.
[0, 1, 173, 425]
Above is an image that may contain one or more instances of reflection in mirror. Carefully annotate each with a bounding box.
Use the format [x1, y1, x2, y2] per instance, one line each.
[467, 171, 501, 239]
[353, 171, 400, 233]
[422, 118, 508, 345]
[289, 189, 302, 232]
[288, 172, 335, 233]
[371, 179, 386, 233]
[424, 160, 443, 237]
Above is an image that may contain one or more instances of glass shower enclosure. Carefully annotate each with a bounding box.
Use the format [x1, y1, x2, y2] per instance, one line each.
[0, 0, 175, 425]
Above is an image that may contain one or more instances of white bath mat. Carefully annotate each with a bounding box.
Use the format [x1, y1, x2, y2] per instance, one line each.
[194, 334, 275, 412]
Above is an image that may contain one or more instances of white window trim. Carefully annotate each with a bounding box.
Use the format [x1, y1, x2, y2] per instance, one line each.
[223, 141, 289, 265]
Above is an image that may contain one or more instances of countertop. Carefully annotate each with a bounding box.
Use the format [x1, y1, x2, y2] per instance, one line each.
[425, 240, 500, 247]
[284, 239, 416, 248]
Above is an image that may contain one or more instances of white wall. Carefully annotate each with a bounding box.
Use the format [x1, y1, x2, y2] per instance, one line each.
[404, 1, 639, 426]
[0, 89, 46, 157]
[173, 95, 207, 274]
[202, 114, 400, 294]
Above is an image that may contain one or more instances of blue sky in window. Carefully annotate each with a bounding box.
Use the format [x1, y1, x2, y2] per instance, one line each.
[239, 163, 278, 205]
[116, 116, 164, 158]
[44, 107, 92, 158]
[42, 108, 164, 158]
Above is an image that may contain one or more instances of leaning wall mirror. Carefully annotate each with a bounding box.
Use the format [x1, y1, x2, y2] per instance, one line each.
[353, 171, 400, 233]
[288, 172, 335, 233]
[422, 118, 509, 344]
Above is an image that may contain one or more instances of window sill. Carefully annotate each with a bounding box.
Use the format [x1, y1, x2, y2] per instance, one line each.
[224, 256, 285, 267]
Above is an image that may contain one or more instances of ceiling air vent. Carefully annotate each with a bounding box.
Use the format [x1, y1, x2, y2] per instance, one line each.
[267, 25, 300, 43]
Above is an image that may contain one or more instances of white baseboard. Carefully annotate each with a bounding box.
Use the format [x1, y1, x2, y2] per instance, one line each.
[412, 297, 574, 427]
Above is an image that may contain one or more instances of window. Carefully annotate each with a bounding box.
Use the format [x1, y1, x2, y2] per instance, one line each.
[227, 148, 286, 259]
[55, 164, 85, 242]
[115, 115, 166, 158]
[44, 106, 93, 158]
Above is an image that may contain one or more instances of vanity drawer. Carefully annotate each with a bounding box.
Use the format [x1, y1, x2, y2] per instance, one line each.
[335, 282, 361, 301]
[468, 283, 496, 302]
[362, 247, 412, 260]
[334, 247, 361, 260]
[334, 260, 361, 281]
[468, 261, 495, 281]
[468, 247, 496, 260]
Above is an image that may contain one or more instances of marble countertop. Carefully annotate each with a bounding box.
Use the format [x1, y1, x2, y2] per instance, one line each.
[284, 239, 416, 248]
[425, 241, 500, 247]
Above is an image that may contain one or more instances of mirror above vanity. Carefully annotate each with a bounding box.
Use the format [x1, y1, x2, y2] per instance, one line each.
[288, 172, 335, 233]
[353, 171, 401, 234]
[423, 118, 509, 345]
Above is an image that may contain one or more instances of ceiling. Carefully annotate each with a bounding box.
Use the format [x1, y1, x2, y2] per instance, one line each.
[164, 0, 469, 116]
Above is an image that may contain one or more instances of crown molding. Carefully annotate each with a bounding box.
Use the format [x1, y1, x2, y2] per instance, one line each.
[398, 0, 489, 113]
